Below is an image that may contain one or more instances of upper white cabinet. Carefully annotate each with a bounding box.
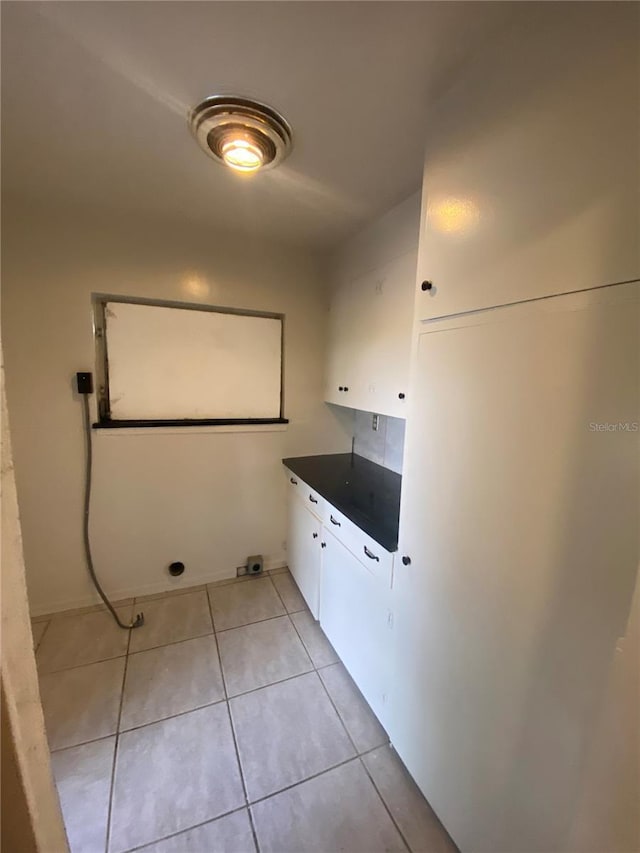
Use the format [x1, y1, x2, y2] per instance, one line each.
[325, 193, 420, 418]
[416, 4, 640, 322]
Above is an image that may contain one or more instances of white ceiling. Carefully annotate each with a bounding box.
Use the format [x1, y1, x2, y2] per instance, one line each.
[1, 1, 515, 249]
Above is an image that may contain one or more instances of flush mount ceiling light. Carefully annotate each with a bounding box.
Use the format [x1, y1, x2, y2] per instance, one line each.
[189, 95, 292, 174]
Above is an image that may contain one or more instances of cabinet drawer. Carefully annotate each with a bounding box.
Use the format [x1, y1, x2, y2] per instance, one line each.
[322, 503, 393, 586]
[285, 468, 324, 520]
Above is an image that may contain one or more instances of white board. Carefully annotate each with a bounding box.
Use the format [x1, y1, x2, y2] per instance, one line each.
[104, 302, 283, 420]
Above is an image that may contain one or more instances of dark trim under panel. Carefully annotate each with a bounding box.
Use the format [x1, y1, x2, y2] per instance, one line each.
[94, 417, 289, 429]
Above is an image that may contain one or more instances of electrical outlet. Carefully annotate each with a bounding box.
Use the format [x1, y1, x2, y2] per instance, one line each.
[372, 414, 379, 431]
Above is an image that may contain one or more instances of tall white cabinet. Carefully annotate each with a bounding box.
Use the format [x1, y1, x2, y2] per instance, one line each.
[390, 284, 639, 853]
[386, 7, 640, 852]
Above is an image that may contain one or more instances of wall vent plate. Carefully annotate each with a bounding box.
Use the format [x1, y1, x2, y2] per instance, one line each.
[246, 555, 264, 575]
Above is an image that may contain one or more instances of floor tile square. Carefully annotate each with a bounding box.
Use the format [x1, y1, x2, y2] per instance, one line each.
[208, 576, 285, 631]
[36, 605, 132, 673]
[128, 590, 212, 653]
[319, 662, 388, 753]
[362, 746, 458, 853]
[291, 610, 339, 668]
[251, 759, 406, 852]
[271, 571, 306, 613]
[230, 671, 355, 801]
[39, 657, 125, 750]
[121, 635, 225, 730]
[218, 616, 312, 697]
[137, 809, 256, 853]
[52, 737, 115, 853]
[109, 703, 244, 853]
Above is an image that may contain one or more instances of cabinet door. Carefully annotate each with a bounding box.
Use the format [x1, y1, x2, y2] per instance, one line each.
[391, 283, 639, 852]
[324, 273, 363, 410]
[352, 251, 416, 418]
[319, 531, 392, 727]
[287, 491, 321, 617]
[325, 251, 417, 418]
[415, 6, 638, 322]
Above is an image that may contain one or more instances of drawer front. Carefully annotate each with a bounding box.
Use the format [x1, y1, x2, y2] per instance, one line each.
[322, 503, 393, 585]
[285, 468, 324, 520]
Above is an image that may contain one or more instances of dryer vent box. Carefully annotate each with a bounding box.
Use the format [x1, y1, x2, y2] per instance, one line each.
[247, 555, 263, 575]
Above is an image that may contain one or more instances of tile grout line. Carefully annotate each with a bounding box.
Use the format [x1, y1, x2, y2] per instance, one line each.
[49, 666, 331, 755]
[33, 619, 52, 654]
[205, 585, 262, 853]
[120, 803, 253, 853]
[267, 571, 306, 616]
[116, 746, 397, 853]
[358, 754, 414, 853]
[104, 618, 134, 853]
[121, 753, 389, 853]
[246, 753, 365, 809]
[37, 650, 130, 678]
[314, 663, 361, 757]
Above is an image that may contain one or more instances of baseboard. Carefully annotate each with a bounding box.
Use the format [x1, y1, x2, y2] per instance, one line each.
[29, 556, 288, 618]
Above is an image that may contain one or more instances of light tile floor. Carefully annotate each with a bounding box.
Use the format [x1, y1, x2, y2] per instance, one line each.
[32, 569, 458, 853]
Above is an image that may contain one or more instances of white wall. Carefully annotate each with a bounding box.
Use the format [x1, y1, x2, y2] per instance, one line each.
[2, 198, 351, 615]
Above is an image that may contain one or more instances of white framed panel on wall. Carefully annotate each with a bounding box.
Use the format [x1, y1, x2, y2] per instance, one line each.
[94, 297, 285, 426]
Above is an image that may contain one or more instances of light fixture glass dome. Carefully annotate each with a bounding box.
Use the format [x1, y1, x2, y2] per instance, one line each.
[189, 96, 292, 174]
[221, 136, 264, 172]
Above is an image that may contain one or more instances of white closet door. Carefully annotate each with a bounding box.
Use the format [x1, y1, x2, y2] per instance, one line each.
[390, 282, 639, 853]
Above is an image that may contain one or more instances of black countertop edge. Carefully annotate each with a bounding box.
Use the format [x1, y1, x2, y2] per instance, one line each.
[282, 453, 401, 553]
[94, 418, 289, 429]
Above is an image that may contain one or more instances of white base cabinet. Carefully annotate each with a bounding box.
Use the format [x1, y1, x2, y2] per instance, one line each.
[319, 530, 393, 729]
[285, 472, 323, 618]
[284, 465, 395, 731]
[286, 490, 322, 618]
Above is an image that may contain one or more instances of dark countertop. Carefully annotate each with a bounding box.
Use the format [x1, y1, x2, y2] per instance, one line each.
[282, 453, 401, 552]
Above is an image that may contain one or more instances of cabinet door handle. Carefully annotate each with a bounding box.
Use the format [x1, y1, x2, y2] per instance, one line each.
[321, 542, 327, 549]
[312, 532, 318, 539]
[290, 477, 298, 485]
[421, 280, 433, 291]
[309, 494, 318, 504]
[363, 546, 379, 562]
[329, 515, 341, 527]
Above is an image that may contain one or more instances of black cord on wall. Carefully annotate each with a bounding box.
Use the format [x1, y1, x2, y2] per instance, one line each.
[81, 391, 144, 630]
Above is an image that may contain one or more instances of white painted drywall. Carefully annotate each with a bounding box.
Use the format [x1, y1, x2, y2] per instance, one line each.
[1, 199, 352, 615]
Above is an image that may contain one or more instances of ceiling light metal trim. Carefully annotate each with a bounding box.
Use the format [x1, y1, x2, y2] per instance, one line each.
[189, 95, 292, 172]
